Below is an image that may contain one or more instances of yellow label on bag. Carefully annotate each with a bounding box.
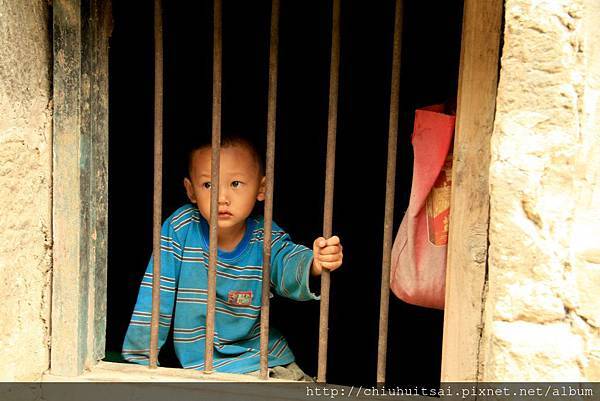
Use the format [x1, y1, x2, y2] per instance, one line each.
[426, 153, 452, 246]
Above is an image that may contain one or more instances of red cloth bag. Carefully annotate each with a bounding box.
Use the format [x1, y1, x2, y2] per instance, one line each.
[390, 105, 455, 309]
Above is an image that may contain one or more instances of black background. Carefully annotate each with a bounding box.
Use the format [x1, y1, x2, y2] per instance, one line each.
[107, 0, 463, 387]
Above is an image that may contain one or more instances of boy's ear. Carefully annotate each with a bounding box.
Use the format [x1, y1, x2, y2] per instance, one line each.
[256, 176, 266, 202]
[183, 177, 197, 203]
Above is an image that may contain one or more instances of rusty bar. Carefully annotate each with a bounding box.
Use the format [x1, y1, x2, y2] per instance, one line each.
[259, 0, 280, 380]
[317, 0, 340, 384]
[149, 0, 164, 369]
[376, 0, 403, 384]
[204, 0, 222, 374]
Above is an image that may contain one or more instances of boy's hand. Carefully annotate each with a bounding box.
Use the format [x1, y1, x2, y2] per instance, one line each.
[311, 236, 343, 276]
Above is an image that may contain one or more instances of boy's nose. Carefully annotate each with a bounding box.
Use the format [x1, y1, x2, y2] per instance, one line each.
[218, 190, 230, 206]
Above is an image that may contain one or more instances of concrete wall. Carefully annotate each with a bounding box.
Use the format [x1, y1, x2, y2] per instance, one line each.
[0, 0, 52, 380]
[484, 0, 600, 380]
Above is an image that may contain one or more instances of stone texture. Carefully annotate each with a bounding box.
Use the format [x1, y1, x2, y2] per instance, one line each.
[484, 322, 585, 381]
[0, 0, 52, 381]
[484, 0, 600, 381]
[494, 281, 566, 323]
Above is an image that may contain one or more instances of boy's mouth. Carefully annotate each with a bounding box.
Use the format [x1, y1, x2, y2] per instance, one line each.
[218, 210, 233, 218]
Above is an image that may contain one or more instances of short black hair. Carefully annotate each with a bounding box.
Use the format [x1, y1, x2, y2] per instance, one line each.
[186, 134, 265, 178]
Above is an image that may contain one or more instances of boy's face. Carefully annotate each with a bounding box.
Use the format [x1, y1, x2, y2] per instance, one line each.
[184, 144, 266, 233]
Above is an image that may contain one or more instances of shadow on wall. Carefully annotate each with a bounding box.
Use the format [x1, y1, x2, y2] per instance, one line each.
[106, 0, 462, 386]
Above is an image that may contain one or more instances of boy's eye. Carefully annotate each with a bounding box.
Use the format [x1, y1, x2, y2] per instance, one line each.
[231, 181, 242, 188]
[202, 182, 211, 189]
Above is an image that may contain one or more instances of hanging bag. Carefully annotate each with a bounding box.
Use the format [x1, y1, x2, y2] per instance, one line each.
[390, 105, 455, 310]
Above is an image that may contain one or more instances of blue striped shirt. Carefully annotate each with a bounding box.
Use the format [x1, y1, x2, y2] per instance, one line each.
[122, 204, 318, 373]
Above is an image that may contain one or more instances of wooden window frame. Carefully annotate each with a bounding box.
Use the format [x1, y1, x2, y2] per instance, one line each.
[51, 0, 111, 376]
[49, 0, 503, 382]
[441, 0, 503, 382]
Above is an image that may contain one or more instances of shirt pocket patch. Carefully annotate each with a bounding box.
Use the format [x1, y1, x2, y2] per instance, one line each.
[227, 290, 253, 306]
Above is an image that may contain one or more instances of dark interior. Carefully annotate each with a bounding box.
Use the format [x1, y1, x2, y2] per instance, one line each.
[106, 0, 463, 386]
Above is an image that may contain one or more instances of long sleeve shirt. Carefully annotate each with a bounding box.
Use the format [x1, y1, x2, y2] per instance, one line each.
[121, 204, 318, 373]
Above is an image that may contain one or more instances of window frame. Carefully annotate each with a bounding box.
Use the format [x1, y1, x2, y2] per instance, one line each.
[441, 0, 503, 382]
[49, 0, 503, 381]
[51, 0, 111, 376]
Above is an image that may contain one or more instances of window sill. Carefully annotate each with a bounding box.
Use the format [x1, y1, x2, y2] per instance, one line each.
[42, 361, 291, 382]
[39, 362, 367, 401]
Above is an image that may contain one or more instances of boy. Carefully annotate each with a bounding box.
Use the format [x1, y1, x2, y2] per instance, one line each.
[122, 136, 343, 379]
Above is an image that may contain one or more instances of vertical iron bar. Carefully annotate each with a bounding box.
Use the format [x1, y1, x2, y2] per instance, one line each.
[377, 0, 403, 384]
[149, 0, 163, 369]
[204, 0, 222, 374]
[260, 0, 280, 380]
[317, 0, 341, 383]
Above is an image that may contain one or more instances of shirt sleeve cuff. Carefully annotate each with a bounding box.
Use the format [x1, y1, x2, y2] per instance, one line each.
[303, 256, 320, 301]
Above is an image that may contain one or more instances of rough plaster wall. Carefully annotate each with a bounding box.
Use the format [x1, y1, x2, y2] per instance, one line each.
[0, 0, 52, 380]
[484, 0, 600, 380]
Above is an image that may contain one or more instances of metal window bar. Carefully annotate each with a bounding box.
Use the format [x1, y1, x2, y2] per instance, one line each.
[149, 0, 164, 369]
[259, 0, 281, 380]
[317, 0, 341, 384]
[148, 0, 402, 382]
[204, 0, 223, 374]
[377, 0, 403, 384]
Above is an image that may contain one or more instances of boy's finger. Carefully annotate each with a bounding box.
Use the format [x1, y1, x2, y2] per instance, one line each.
[320, 261, 341, 270]
[318, 254, 342, 262]
[325, 236, 340, 246]
[314, 237, 327, 248]
[319, 245, 342, 255]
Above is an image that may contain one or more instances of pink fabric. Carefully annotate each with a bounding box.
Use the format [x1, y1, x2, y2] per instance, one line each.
[390, 105, 455, 310]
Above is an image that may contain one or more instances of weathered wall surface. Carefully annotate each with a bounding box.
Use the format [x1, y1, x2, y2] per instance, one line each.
[484, 0, 600, 380]
[0, 0, 52, 380]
